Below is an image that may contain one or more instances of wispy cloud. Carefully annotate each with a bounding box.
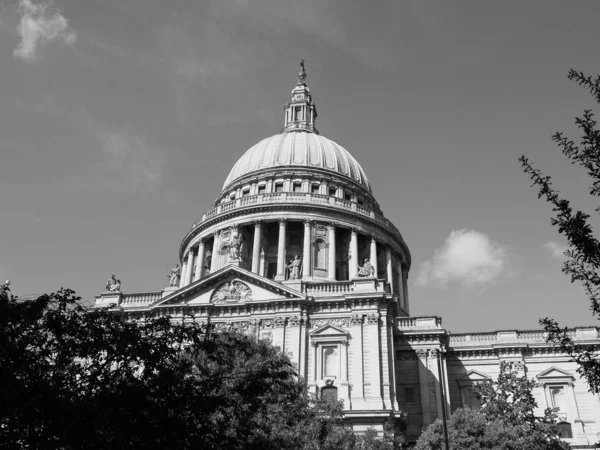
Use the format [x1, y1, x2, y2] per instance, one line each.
[13, 0, 75, 62]
[416, 229, 512, 291]
[544, 240, 568, 260]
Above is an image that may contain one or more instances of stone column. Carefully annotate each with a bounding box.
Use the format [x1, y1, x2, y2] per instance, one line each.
[302, 219, 311, 279]
[349, 228, 358, 279]
[179, 260, 187, 288]
[397, 261, 405, 309]
[259, 249, 266, 277]
[327, 222, 336, 280]
[252, 220, 262, 274]
[194, 239, 206, 281]
[417, 349, 433, 430]
[184, 248, 195, 286]
[370, 235, 378, 277]
[385, 247, 393, 292]
[275, 219, 287, 281]
[210, 231, 220, 272]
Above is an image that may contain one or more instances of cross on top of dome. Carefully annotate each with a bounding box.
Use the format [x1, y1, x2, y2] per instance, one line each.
[283, 60, 318, 134]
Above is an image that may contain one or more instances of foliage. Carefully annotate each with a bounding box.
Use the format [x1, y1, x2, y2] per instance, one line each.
[415, 362, 570, 450]
[520, 69, 600, 394]
[0, 284, 403, 449]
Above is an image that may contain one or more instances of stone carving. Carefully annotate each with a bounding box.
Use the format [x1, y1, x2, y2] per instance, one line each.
[211, 281, 252, 303]
[228, 230, 245, 262]
[357, 258, 375, 277]
[274, 316, 286, 328]
[311, 317, 352, 328]
[351, 314, 363, 325]
[366, 313, 379, 324]
[287, 255, 302, 280]
[167, 264, 180, 287]
[261, 319, 275, 329]
[289, 315, 302, 326]
[416, 348, 429, 359]
[105, 275, 121, 292]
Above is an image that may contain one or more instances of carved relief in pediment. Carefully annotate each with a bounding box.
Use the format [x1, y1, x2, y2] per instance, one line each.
[211, 281, 253, 303]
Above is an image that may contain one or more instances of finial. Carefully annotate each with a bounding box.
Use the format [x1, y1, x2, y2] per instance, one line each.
[297, 59, 306, 84]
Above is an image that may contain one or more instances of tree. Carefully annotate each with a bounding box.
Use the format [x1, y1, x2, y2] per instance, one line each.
[0, 283, 403, 449]
[520, 69, 600, 394]
[415, 362, 570, 450]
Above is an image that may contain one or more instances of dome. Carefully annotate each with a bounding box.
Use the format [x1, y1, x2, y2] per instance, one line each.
[222, 132, 372, 192]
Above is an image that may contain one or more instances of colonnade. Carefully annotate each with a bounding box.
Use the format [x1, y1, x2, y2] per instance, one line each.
[179, 219, 408, 304]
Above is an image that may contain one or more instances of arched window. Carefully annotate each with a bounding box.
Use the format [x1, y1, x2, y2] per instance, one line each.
[557, 422, 573, 439]
[321, 386, 338, 406]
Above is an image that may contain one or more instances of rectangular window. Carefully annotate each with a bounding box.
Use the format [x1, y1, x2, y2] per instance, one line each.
[311, 184, 320, 194]
[550, 386, 567, 412]
[329, 187, 337, 197]
[242, 189, 250, 197]
[344, 192, 351, 201]
[295, 106, 302, 121]
[323, 345, 339, 378]
[293, 182, 302, 192]
[357, 197, 364, 206]
[275, 183, 283, 193]
[404, 387, 415, 404]
[258, 185, 266, 194]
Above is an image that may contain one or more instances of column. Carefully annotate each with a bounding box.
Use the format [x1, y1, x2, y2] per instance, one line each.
[302, 219, 311, 279]
[275, 219, 287, 281]
[349, 228, 358, 279]
[194, 239, 206, 281]
[351, 315, 365, 405]
[370, 235, 378, 278]
[397, 261, 405, 310]
[184, 248, 195, 286]
[251, 220, 262, 274]
[402, 267, 410, 314]
[367, 313, 383, 408]
[259, 249, 266, 277]
[179, 260, 187, 288]
[210, 231, 219, 272]
[327, 222, 336, 280]
[417, 349, 433, 429]
[386, 247, 393, 292]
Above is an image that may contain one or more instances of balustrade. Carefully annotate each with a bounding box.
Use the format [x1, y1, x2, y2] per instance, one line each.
[121, 292, 162, 305]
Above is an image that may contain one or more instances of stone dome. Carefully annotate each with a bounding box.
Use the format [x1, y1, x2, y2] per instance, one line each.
[222, 132, 372, 192]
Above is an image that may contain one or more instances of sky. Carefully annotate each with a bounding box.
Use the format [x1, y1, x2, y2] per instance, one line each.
[1, 0, 600, 333]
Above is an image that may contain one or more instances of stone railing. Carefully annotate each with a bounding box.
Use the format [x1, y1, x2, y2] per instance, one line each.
[191, 192, 401, 238]
[448, 328, 591, 346]
[397, 316, 443, 330]
[119, 291, 162, 306]
[303, 281, 354, 296]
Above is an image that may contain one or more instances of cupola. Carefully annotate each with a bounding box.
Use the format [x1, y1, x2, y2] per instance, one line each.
[282, 60, 318, 134]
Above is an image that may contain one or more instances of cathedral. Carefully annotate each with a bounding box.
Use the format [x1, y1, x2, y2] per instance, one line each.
[96, 62, 600, 447]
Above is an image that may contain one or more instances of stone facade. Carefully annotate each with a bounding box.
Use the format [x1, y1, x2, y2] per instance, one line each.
[95, 63, 600, 447]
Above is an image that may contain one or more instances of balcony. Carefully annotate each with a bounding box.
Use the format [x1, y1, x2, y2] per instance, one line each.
[190, 192, 402, 238]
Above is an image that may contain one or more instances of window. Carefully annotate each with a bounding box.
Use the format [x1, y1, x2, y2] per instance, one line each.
[549, 386, 568, 412]
[557, 422, 573, 439]
[322, 346, 339, 378]
[258, 185, 266, 194]
[404, 387, 415, 404]
[275, 183, 283, 193]
[242, 189, 250, 197]
[229, 193, 235, 201]
[311, 184, 320, 194]
[464, 387, 481, 411]
[329, 187, 336, 197]
[260, 331, 273, 342]
[344, 192, 351, 201]
[313, 239, 326, 269]
[357, 197, 364, 206]
[293, 182, 302, 192]
[321, 386, 338, 405]
[295, 106, 302, 121]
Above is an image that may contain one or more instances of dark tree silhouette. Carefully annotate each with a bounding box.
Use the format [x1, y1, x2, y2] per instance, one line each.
[0, 283, 403, 449]
[520, 69, 600, 394]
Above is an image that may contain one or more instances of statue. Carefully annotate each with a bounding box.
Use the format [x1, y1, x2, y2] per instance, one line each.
[168, 264, 180, 287]
[212, 281, 253, 303]
[357, 258, 375, 277]
[287, 255, 302, 280]
[298, 59, 306, 84]
[228, 232, 245, 262]
[105, 274, 122, 292]
[204, 255, 211, 275]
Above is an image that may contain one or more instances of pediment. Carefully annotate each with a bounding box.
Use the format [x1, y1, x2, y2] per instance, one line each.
[456, 370, 491, 385]
[310, 324, 349, 337]
[537, 366, 575, 381]
[153, 265, 306, 307]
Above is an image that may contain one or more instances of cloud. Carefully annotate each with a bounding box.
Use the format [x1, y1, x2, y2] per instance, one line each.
[544, 241, 568, 259]
[415, 229, 512, 291]
[13, 0, 75, 62]
[98, 131, 164, 192]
